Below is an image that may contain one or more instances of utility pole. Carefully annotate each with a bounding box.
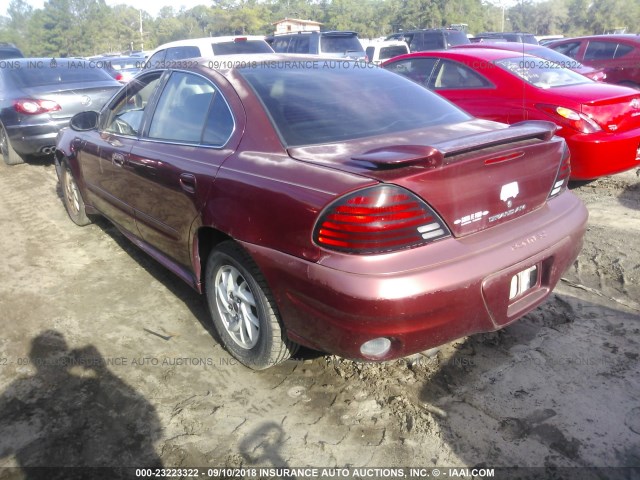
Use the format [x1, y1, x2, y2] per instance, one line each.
[139, 10, 144, 51]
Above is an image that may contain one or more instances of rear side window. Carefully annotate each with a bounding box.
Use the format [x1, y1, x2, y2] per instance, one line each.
[211, 40, 273, 55]
[584, 41, 633, 60]
[290, 36, 311, 54]
[148, 71, 233, 146]
[240, 62, 470, 146]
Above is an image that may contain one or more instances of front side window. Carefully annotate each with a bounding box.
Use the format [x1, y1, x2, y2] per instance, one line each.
[431, 60, 493, 89]
[148, 71, 233, 146]
[551, 41, 581, 59]
[384, 57, 439, 86]
[103, 72, 163, 136]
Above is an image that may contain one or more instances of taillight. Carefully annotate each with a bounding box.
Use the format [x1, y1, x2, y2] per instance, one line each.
[115, 72, 124, 81]
[548, 142, 571, 198]
[14, 98, 61, 115]
[536, 104, 602, 134]
[313, 185, 450, 254]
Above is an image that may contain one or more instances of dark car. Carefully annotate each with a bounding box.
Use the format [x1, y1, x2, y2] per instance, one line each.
[267, 31, 365, 59]
[454, 42, 607, 81]
[55, 55, 587, 369]
[93, 56, 143, 83]
[473, 32, 538, 44]
[547, 34, 640, 88]
[0, 43, 24, 59]
[386, 29, 470, 52]
[0, 58, 120, 165]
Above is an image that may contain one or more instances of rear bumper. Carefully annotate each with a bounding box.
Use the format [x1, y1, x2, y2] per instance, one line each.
[5, 118, 69, 156]
[566, 127, 640, 179]
[242, 191, 588, 361]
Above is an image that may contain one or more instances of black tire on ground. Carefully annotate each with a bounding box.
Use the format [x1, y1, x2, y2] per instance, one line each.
[61, 160, 92, 226]
[0, 123, 24, 165]
[205, 241, 299, 370]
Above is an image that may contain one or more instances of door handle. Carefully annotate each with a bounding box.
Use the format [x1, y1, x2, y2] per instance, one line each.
[112, 152, 126, 167]
[179, 173, 196, 194]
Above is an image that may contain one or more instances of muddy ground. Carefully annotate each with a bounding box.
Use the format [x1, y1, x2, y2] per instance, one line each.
[0, 159, 638, 478]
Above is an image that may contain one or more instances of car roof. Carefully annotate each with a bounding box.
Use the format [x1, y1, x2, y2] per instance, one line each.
[455, 42, 541, 52]
[550, 34, 640, 43]
[155, 35, 268, 50]
[396, 48, 536, 62]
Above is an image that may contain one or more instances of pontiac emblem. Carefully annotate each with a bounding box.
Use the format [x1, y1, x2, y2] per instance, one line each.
[500, 181, 519, 209]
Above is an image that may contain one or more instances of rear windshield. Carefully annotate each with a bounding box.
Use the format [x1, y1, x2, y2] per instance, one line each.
[528, 47, 584, 68]
[495, 57, 592, 88]
[211, 40, 273, 55]
[320, 35, 364, 54]
[240, 62, 470, 146]
[379, 45, 409, 60]
[7, 62, 115, 87]
[444, 30, 471, 47]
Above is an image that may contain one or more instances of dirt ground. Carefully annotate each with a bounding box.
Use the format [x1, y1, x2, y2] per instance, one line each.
[0, 158, 638, 478]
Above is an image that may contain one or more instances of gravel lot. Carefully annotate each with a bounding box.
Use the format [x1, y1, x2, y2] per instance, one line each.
[0, 159, 638, 478]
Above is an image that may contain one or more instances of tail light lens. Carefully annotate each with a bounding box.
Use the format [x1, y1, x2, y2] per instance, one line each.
[14, 98, 61, 115]
[536, 104, 602, 134]
[548, 142, 571, 199]
[313, 185, 450, 254]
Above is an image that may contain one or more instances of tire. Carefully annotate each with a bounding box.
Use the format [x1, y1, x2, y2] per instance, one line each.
[61, 160, 92, 226]
[205, 241, 298, 370]
[0, 123, 24, 165]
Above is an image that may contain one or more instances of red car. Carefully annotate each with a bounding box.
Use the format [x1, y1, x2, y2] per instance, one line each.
[55, 55, 587, 369]
[454, 42, 607, 82]
[547, 34, 640, 89]
[383, 49, 640, 179]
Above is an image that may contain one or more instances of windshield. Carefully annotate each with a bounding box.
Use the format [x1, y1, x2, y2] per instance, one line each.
[240, 61, 470, 147]
[211, 40, 273, 55]
[495, 57, 592, 88]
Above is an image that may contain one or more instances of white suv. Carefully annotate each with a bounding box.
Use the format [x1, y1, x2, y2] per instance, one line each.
[146, 36, 273, 68]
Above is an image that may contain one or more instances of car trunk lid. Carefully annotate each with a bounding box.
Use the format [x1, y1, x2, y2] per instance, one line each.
[581, 91, 640, 133]
[288, 120, 565, 238]
[20, 82, 119, 119]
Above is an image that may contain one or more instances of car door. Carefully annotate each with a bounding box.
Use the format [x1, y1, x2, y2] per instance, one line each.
[582, 40, 639, 85]
[428, 59, 524, 123]
[77, 71, 164, 233]
[126, 70, 241, 269]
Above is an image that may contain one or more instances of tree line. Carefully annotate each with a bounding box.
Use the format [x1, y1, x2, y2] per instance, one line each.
[1, 0, 638, 58]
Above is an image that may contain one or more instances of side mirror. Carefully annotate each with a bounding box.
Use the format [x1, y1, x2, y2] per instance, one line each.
[70, 111, 99, 131]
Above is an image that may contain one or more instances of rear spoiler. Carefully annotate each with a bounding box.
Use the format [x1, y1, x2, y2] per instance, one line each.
[350, 120, 557, 170]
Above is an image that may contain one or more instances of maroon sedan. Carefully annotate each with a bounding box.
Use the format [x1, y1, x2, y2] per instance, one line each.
[547, 34, 640, 89]
[55, 55, 587, 369]
[383, 49, 640, 179]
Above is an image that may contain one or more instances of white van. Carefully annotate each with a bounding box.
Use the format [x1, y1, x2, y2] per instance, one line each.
[146, 36, 273, 68]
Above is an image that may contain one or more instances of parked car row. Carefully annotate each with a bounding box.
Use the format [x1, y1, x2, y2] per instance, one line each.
[383, 47, 640, 179]
[3, 32, 637, 370]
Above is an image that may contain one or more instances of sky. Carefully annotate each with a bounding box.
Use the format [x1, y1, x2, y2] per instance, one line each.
[2, 0, 212, 19]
